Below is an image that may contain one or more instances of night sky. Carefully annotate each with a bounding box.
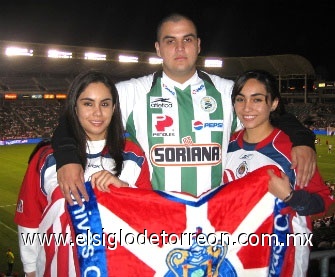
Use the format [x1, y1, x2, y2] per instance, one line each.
[0, 1, 334, 80]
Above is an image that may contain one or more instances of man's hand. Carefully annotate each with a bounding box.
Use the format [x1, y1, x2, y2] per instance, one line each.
[57, 163, 87, 206]
[291, 145, 316, 188]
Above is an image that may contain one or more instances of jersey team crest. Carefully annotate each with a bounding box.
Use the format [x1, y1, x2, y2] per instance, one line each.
[200, 96, 217, 113]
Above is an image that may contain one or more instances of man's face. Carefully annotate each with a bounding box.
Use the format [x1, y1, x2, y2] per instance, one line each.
[155, 19, 201, 83]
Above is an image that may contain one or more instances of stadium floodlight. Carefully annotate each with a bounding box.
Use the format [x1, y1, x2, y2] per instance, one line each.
[119, 55, 138, 63]
[48, 49, 72, 59]
[55, 94, 67, 99]
[5, 47, 33, 57]
[43, 94, 55, 99]
[85, 52, 106, 61]
[4, 93, 18, 99]
[31, 94, 43, 99]
[148, 57, 163, 64]
[204, 59, 223, 68]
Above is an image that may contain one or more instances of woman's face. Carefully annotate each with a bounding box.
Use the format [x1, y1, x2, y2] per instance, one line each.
[75, 82, 115, 140]
[234, 78, 278, 131]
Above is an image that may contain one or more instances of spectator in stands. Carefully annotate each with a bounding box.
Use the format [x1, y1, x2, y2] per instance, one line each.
[223, 69, 334, 276]
[51, 13, 317, 205]
[14, 70, 151, 276]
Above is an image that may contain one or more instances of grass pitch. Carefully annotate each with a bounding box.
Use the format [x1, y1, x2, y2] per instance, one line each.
[0, 136, 334, 275]
[0, 144, 35, 276]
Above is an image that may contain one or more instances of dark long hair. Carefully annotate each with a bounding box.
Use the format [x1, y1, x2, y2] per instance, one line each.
[64, 70, 125, 176]
[231, 69, 286, 123]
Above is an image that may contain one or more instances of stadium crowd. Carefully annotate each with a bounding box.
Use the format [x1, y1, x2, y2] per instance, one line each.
[285, 102, 335, 130]
[2, 101, 335, 141]
[0, 99, 63, 140]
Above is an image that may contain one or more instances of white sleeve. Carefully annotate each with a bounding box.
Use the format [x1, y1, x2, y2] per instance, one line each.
[116, 74, 153, 127]
[207, 73, 243, 132]
[118, 159, 142, 188]
[18, 225, 39, 273]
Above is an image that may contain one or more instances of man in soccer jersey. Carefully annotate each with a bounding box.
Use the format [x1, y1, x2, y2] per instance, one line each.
[52, 13, 317, 204]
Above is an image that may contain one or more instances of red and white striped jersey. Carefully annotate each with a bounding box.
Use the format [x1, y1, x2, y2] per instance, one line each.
[14, 139, 150, 276]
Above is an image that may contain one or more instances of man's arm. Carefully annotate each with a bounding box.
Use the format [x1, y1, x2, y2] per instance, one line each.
[51, 115, 87, 205]
[272, 113, 316, 150]
[52, 115, 81, 168]
[272, 112, 316, 188]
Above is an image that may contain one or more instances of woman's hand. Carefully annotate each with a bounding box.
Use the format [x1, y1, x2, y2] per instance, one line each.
[91, 170, 129, 192]
[267, 169, 292, 201]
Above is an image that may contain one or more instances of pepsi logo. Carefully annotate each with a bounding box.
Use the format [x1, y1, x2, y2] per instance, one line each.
[193, 121, 203, 130]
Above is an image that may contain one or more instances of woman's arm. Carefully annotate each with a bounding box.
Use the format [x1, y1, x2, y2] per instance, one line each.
[119, 139, 152, 189]
[18, 226, 39, 276]
[91, 170, 129, 192]
[267, 169, 327, 216]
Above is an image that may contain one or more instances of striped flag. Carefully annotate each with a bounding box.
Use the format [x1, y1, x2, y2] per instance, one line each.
[68, 165, 299, 276]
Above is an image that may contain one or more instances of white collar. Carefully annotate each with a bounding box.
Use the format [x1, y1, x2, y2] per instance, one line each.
[86, 140, 106, 154]
[162, 71, 198, 90]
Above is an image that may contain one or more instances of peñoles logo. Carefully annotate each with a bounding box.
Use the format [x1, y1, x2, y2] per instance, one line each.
[154, 115, 173, 131]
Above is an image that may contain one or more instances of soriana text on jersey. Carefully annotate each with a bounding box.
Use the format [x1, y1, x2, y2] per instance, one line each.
[150, 143, 222, 166]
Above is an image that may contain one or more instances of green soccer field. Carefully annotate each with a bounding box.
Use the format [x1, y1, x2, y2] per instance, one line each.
[0, 144, 36, 276]
[314, 135, 335, 183]
[0, 137, 334, 275]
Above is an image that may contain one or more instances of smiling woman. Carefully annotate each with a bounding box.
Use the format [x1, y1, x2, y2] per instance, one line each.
[224, 69, 334, 276]
[63, 70, 125, 172]
[13, 70, 152, 276]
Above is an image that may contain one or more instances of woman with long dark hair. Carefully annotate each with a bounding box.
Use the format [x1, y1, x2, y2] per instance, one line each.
[224, 69, 333, 276]
[14, 70, 151, 276]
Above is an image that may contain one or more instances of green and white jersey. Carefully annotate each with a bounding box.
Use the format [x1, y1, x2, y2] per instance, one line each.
[117, 70, 240, 196]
